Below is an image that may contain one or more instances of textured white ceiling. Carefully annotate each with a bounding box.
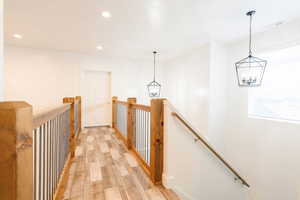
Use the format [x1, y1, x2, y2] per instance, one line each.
[4, 0, 300, 60]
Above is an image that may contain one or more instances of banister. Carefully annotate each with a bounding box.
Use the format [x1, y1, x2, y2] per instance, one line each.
[33, 104, 70, 129]
[171, 112, 250, 187]
[131, 103, 151, 112]
[112, 96, 165, 185]
[115, 100, 129, 105]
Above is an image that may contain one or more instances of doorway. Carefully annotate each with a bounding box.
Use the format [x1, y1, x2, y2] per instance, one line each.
[83, 70, 111, 127]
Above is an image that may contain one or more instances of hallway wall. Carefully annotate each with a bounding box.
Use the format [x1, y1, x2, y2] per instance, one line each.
[0, 0, 3, 100]
[161, 43, 239, 200]
[162, 44, 210, 135]
[161, 18, 300, 200]
[224, 18, 300, 200]
[4, 45, 147, 113]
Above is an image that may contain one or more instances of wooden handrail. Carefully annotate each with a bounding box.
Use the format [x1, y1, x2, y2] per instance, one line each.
[33, 104, 70, 129]
[132, 103, 151, 112]
[171, 112, 250, 187]
[115, 100, 128, 105]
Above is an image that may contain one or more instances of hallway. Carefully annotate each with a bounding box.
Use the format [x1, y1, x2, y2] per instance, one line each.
[63, 127, 170, 200]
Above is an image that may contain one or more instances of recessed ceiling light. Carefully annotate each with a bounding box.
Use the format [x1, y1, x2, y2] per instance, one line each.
[13, 34, 22, 39]
[102, 11, 111, 18]
[96, 46, 103, 50]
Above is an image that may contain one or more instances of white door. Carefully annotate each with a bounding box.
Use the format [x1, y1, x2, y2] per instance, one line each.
[83, 71, 111, 127]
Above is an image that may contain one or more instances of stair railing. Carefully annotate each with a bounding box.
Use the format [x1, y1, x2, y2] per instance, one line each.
[171, 111, 250, 187]
[0, 96, 82, 200]
[112, 96, 164, 184]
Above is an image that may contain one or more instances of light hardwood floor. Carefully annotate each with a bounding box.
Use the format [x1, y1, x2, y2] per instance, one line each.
[63, 127, 168, 200]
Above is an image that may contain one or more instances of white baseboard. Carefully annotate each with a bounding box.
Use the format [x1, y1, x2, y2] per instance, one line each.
[162, 174, 197, 200]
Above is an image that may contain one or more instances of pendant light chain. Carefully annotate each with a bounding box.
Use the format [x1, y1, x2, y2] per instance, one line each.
[153, 51, 156, 81]
[249, 13, 253, 56]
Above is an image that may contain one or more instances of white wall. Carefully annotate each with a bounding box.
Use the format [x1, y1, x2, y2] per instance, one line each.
[5, 46, 81, 111]
[0, 0, 3, 100]
[164, 101, 249, 200]
[162, 18, 300, 200]
[208, 42, 229, 151]
[162, 44, 210, 135]
[224, 18, 300, 200]
[161, 43, 249, 199]
[4, 45, 150, 113]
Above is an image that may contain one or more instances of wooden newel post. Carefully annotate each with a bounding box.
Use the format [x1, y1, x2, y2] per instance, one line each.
[127, 97, 137, 149]
[112, 96, 118, 128]
[0, 102, 33, 200]
[75, 96, 82, 132]
[63, 97, 75, 158]
[150, 98, 165, 185]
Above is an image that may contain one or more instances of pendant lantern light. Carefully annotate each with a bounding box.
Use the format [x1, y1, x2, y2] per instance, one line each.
[147, 51, 161, 97]
[235, 10, 267, 87]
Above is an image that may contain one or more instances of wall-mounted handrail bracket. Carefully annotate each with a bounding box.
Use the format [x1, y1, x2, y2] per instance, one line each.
[171, 112, 250, 188]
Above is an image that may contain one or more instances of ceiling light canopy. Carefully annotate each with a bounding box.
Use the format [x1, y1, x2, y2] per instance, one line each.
[147, 51, 161, 98]
[102, 11, 111, 18]
[235, 10, 267, 87]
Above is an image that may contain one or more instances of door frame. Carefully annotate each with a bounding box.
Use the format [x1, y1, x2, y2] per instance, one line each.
[81, 69, 112, 128]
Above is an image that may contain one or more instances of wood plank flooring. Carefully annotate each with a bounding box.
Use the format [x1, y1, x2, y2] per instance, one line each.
[63, 127, 168, 200]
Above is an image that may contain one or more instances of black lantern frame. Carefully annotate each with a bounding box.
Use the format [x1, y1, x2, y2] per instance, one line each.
[235, 10, 267, 87]
[147, 51, 161, 97]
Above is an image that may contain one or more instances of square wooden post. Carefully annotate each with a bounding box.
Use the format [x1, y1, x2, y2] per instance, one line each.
[150, 98, 165, 185]
[63, 97, 75, 158]
[127, 98, 136, 149]
[0, 102, 33, 200]
[112, 96, 118, 128]
[75, 96, 82, 132]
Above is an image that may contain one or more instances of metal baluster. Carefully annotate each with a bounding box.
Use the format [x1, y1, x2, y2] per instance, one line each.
[118, 104, 120, 132]
[59, 114, 62, 174]
[53, 118, 57, 192]
[48, 120, 51, 199]
[144, 111, 147, 162]
[146, 112, 148, 165]
[123, 106, 125, 137]
[120, 105, 123, 136]
[125, 106, 128, 138]
[120, 105, 123, 135]
[45, 122, 48, 200]
[140, 110, 142, 156]
[124, 105, 126, 137]
[49, 120, 53, 199]
[143, 111, 146, 163]
[62, 114, 65, 173]
[137, 109, 139, 153]
[38, 126, 42, 200]
[142, 110, 145, 160]
[59, 115, 62, 175]
[55, 117, 59, 189]
[33, 129, 37, 200]
[145, 112, 148, 164]
[140, 110, 143, 159]
[138, 109, 141, 155]
[148, 112, 151, 165]
[146, 112, 151, 165]
[134, 109, 137, 150]
[117, 104, 118, 131]
[50, 119, 54, 197]
[43, 123, 46, 200]
[64, 112, 67, 161]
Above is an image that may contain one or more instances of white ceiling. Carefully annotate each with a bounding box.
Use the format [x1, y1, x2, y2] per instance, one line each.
[4, 0, 300, 61]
